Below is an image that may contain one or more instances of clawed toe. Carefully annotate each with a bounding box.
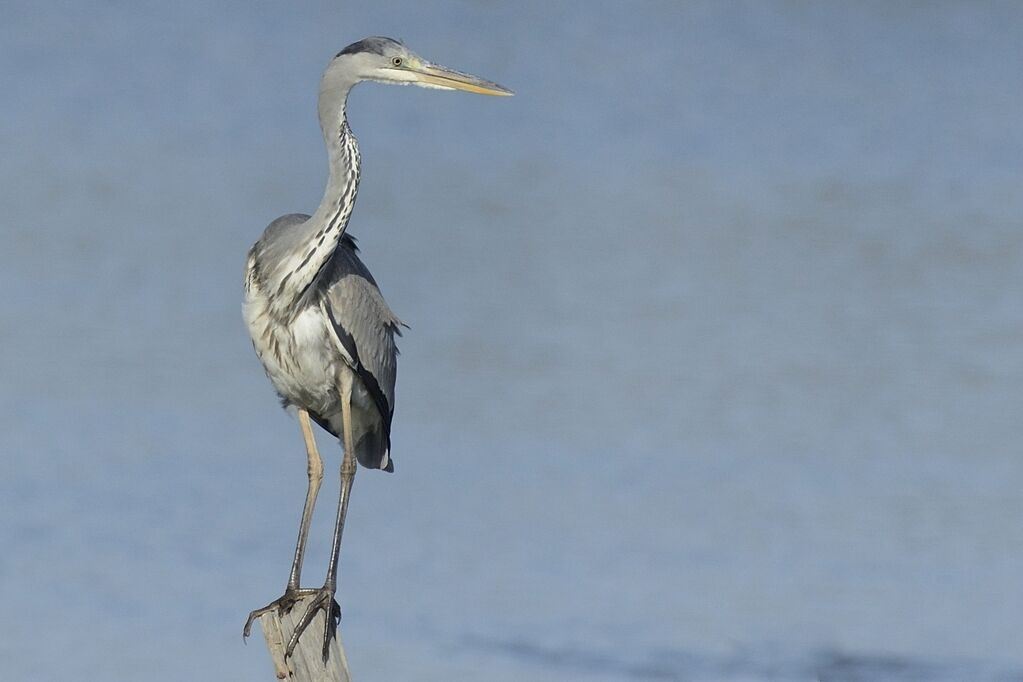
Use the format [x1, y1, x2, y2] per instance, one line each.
[244, 585, 339, 662]
[243, 588, 318, 639]
[285, 587, 341, 662]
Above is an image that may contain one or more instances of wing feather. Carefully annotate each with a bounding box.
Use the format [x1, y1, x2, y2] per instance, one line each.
[318, 237, 402, 467]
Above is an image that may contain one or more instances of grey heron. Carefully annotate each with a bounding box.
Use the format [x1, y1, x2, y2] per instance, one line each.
[241, 36, 511, 660]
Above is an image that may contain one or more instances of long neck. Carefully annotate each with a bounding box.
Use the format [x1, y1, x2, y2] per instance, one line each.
[310, 73, 362, 260]
[308, 108, 362, 267]
[261, 96, 361, 313]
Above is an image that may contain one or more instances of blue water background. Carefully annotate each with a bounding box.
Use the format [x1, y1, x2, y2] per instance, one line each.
[2, 2, 1022, 680]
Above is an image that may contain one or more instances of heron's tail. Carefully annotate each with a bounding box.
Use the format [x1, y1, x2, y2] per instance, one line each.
[355, 427, 394, 472]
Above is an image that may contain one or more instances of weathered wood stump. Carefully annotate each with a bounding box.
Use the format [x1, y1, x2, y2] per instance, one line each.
[255, 594, 352, 682]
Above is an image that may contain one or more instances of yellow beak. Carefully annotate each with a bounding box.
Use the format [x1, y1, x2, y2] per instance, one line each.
[407, 62, 514, 96]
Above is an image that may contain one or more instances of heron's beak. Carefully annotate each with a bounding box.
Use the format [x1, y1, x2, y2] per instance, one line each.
[408, 62, 513, 96]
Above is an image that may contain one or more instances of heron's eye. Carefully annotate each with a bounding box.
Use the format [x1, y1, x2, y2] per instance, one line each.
[391, 57, 403, 67]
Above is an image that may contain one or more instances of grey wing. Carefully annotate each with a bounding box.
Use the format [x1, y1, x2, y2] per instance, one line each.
[320, 237, 403, 468]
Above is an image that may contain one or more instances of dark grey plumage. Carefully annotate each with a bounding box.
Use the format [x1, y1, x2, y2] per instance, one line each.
[318, 233, 403, 471]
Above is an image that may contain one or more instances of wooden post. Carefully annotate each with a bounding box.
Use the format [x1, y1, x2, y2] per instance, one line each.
[255, 594, 352, 682]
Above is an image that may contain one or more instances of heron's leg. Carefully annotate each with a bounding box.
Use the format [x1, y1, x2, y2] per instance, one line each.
[243, 408, 325, 638]
[287, 409, 325, 588]
[326, 371, 359, 595]
[285, 371, 357, 662]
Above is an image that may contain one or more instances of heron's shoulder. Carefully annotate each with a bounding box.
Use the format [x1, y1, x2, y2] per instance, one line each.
[259, 213, 312, 244]
[248, 214, 314, 274]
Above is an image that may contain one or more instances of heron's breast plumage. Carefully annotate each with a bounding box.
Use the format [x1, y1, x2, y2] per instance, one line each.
[244, 280, 339, 416]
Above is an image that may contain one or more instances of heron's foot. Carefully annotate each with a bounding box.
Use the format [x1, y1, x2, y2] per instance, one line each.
[243, 587, 319, 639]
[284, 585, 341, 662]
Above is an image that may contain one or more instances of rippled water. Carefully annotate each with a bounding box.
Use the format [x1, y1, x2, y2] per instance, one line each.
[3, 2, 1022, 680]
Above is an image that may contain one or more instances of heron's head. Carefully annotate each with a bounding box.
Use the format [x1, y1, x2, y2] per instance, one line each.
[326, 36, 513, 97]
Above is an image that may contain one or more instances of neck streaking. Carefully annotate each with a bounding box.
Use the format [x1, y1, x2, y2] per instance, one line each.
[304, 113, 362, 283]
[263, 111, 361, 316]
